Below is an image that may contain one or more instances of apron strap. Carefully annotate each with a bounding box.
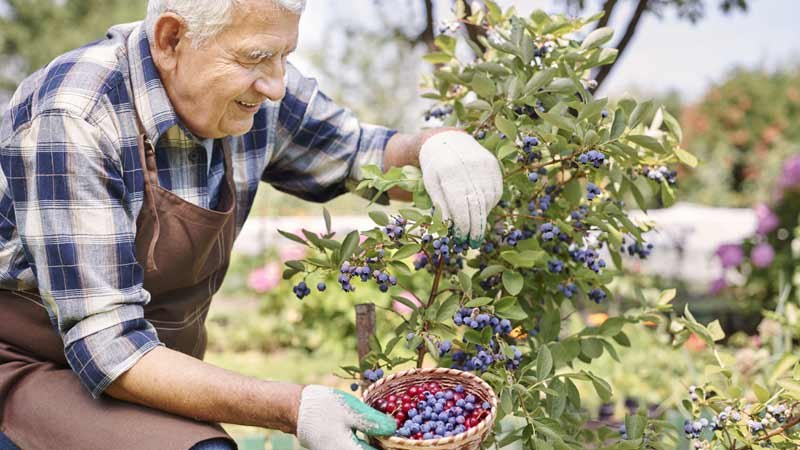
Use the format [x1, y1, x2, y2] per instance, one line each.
[134, 115, 161, 272]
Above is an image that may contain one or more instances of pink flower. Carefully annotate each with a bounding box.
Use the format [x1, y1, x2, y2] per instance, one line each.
[708, 277, 727, 296]
[751, 243, 775, 268]
[279, 245, 306, 262]
[247, 262, 282, 293]
[716, 244, 744, 268]
[392, 291, 422, 316]
[779, 154, 800, 189]
[754, 204, 779, 235]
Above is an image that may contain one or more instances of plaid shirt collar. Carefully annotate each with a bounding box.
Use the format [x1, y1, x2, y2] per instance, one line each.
[125, 23, 200, 147]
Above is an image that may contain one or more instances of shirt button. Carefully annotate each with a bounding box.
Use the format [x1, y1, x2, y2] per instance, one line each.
[188, 151, 201, 163]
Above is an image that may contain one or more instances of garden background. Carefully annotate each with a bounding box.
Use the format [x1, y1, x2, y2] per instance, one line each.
[2, 1, 800, 449]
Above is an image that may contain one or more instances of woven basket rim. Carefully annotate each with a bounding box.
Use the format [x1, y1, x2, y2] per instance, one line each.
[362, 367, 498, 448]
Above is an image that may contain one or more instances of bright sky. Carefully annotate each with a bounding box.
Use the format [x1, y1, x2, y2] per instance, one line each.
[294, 0, 800, 103]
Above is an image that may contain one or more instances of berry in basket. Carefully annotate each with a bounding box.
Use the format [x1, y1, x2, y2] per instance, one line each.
[373, 382, 492, 440]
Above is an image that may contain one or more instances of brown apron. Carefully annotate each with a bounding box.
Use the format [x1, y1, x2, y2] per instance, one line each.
[0, 128, 239, 449]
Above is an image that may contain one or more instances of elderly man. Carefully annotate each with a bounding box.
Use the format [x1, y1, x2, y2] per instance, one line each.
[0, 0, 502, 449]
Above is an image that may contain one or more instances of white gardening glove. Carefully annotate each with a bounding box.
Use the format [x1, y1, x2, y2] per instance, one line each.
[419, 130, 504, 247]
[296, 385, 397, 450]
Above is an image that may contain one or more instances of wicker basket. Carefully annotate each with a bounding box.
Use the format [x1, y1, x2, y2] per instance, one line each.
[362, 368, 497, 450]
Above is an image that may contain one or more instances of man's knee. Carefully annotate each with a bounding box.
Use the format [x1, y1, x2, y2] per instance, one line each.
[189, 437, 237, 450]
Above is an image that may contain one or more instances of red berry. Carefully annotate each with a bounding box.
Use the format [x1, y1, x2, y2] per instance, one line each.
[413, 432, 423, 440]
[407, 386, 419, 396]
[388, 394, 398, 403]
[401, 394, 412, 403]
[394, 411, 406, 423]
[445, 400, 455, 409]
[402, 402, 413, 413]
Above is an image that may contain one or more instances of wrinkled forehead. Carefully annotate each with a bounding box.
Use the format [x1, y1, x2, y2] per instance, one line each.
[230, 1, 299, 35]
[235, 0, 301, 25]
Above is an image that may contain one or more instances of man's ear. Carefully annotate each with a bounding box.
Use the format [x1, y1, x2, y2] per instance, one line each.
[151, 12, 187, 72]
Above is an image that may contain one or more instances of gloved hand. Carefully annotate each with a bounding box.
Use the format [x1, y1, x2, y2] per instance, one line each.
[296, 385, 397, 450]
[419, 130, 503, 248]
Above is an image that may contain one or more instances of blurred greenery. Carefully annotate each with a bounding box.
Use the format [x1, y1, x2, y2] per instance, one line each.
[0, 0, 146, 89]
[679, 66, 800, 207]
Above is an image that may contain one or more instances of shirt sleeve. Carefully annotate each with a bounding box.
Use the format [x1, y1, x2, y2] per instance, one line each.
[0, 111, 163, 398]
[262, 62, 397, 203]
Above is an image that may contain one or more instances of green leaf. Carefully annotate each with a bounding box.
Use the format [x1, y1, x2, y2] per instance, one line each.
[496, 142, 517, 160]
[340, 230, 360, 261]
[610, 108, 627, 140]
[624, 415, 646, 440]
[581, 338, 604, 359]
[563, 178, 582, 204]
[628, 100, 653, 128]
[589, 374, 612, 402]
[434, 35, 457, 55]
[707, 320, 725, 342]
[769, 354, 800, 385]
[599, 317, 625, 337]
[495, 115, 518, 139]
[661, 179, 675, 207]
[543, 78, 577, 94]
[578, 98, 608, 122]
[464, 99, 492, 111]
[537, 346, 553, 379]
[675, 148, 698, 168]
[436, 295, 461, 322]
[471, 73, 497, 98]
[369, 211, 390, 226]
[423, 52, 453, 64]
[391, 295, 419, 312]
[463, 329, 483, 345]
[500, 250, 545, 268]
[524, 68, 556, 93]
[285, 260, 305, 271]
[540, 111, 576, 132]
[474, 62, 510, 76]
[580, 27, 614, 50]
[539, 308, 561, 342]
[663, 109, 684, 142]
[465, 297, 493, 307]
[627, 134, 664, 153]
[495, 297, 528, 320]
[658, 289, 676, 305]
[753, 383, 770, 403]
[457, 271, 472, 296]
[399, 208, 424, 222]
[778, 379, 800, 400]
[323, 208, 332, 235]
[278, 230, 308, 246]
[425, 337, 440, 361]
[479, 265, 506, 280]
[392, 244, 421, 260]
[502, 270, 524, 295]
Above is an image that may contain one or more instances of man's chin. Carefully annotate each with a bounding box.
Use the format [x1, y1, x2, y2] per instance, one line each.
[222, 119, 255, 137]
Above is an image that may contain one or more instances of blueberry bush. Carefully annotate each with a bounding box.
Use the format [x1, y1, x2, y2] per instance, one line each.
[279, 3, 722, 448]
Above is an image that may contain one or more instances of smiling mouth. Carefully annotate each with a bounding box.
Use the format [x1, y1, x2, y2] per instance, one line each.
[236, 100, 260, 108]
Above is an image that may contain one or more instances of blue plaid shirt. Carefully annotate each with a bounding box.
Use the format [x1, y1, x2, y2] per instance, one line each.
[0, 22, 395, 398]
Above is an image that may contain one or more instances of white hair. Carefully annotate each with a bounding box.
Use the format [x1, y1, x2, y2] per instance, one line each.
[145, 0, 305, 48]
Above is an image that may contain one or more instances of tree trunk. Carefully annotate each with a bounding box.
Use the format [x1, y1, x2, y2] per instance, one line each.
[593, 0, 649, 91]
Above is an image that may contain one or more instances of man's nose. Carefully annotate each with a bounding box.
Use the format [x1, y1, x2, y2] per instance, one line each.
[253, 68, 286, 102]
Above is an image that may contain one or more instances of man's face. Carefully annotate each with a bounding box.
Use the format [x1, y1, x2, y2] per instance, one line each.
[163, 1, 300, 139]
